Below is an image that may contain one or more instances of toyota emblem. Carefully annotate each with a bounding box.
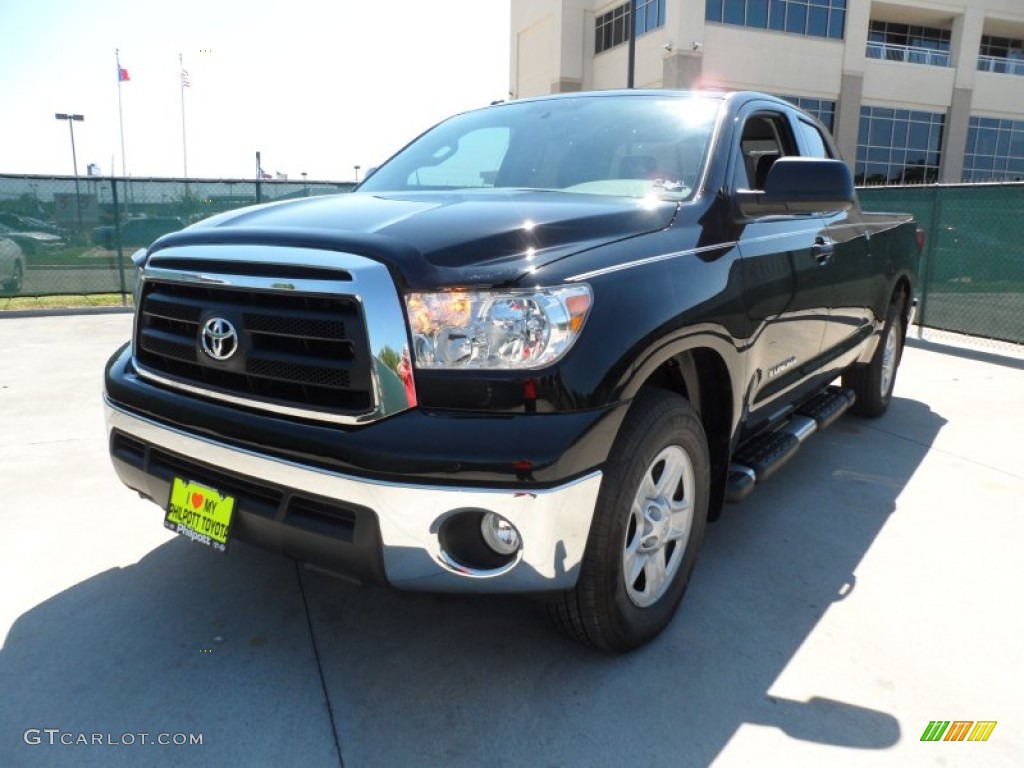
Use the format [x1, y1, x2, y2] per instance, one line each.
[200, 317, 239, 361]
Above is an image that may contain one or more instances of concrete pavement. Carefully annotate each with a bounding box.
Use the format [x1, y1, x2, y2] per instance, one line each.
[0, 314, 1021, 767]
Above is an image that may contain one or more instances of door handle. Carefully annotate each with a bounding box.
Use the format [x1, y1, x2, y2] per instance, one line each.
[812, 237, 834, 265]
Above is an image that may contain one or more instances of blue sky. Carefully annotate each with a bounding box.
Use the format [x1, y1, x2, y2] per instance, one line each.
[0, 0, 511, 181]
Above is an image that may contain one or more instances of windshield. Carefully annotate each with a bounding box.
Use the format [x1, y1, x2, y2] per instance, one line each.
[358, 94, 722, 201]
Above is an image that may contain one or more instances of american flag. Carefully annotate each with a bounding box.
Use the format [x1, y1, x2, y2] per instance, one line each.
[181, 68, 191, 88]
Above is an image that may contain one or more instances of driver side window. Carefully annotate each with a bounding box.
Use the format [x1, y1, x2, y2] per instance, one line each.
[733, 113, 797, 191]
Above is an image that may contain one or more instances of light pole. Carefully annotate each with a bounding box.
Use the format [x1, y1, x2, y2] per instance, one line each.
[354, 165, 361, 183]
[55, 112, 85, 233]
[301, 171, 309, 196]
[626, 0, 637, 88]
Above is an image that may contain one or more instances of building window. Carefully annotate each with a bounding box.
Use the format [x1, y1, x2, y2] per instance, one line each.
[856, 106, 944, 185]
[866, 21, 951, 67]
[963, 116, 1024, 182]
[977, 35, 1024, 76]
[595, 0, 667, 55]
[635, 0, 667, 34]
[705, 0, 846, 40]
[776, 95, 836, 132]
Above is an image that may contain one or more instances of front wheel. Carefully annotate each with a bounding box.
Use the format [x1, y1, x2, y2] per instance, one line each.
[545, 388, 709, 652]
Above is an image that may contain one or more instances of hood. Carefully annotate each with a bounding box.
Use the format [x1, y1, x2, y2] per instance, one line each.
[149, 189, 677, 288]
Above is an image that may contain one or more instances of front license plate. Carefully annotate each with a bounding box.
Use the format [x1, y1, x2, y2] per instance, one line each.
[165, 478, 235, 553]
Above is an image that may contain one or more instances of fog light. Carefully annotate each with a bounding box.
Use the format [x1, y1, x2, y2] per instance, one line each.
[480, 513, 521, 556]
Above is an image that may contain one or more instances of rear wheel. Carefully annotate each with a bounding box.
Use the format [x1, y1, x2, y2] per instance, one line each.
[844, 293, 905, 417]
[3, 262, 22, 294]
[545, 388, 709, 652]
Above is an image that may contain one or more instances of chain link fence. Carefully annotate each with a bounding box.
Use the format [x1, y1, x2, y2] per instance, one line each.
[859, 183, 1024, 346]
[0, 174, 354, 300]
[2, 174, 1022, 346]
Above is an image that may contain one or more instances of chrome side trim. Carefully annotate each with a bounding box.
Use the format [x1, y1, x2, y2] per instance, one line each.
[106, 400, 602, 593]
[134, 244, 415, 425]
[567, 224, 826, 282]
[568, 241, 738, 282]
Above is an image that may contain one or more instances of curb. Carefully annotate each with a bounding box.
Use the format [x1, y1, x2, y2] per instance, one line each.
[906, 335, 1024, 370]
[0, 306, 134, 319]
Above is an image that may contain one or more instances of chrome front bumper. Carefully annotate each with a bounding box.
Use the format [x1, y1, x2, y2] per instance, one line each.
[105, 400, 602, 593]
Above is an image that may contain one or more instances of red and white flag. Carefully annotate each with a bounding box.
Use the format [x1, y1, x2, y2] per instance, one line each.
[181, 68, 191, 88]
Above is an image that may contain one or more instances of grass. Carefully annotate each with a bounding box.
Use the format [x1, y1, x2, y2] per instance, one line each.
[0, 293, 132, 311]
[27, 245, 127, 268]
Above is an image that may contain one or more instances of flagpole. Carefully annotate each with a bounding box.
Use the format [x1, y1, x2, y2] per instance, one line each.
[179, 53, 189, 178]
[116, 49, 127, 176]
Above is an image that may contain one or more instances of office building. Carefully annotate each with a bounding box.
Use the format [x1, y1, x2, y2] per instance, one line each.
[511, 0, 1024, 183]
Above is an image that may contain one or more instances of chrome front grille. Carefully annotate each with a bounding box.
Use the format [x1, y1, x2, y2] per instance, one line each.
[132, 244, 417, 425]
[136, 281, 374, 414]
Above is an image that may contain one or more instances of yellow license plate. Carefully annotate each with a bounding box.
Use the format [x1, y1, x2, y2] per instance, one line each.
[165, 478, 235, 553]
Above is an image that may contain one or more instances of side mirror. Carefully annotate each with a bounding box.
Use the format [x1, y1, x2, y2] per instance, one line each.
[736, 157, 855, 217]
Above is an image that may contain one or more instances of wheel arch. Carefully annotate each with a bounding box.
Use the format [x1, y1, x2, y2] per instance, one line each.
[893, 274, 912, 326]
[855, 275, 914, 366]
[630, 345, 735, 520]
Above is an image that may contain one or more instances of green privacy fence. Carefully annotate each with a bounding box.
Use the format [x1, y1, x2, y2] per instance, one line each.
[858, 183, 1024, 346]
[2, 174, 1022, 345]
[0, 174, 354, 300]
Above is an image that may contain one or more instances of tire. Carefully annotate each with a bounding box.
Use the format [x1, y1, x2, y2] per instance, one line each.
[4, 262, 22, 294]
[844, 293, 905, 417]
[546, 388, 710, 652]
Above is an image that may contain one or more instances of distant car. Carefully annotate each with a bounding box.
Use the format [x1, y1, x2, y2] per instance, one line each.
[0, 213, 65, 238]
[0, 223, 64, 256]
[91, 217, 185, 250]
[0, 236, 25, 294]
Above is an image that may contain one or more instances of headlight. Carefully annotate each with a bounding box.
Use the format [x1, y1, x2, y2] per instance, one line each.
[405, 285, 592, 369]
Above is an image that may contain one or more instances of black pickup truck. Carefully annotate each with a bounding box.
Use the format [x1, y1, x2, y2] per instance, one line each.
[104, 91, 919, 651]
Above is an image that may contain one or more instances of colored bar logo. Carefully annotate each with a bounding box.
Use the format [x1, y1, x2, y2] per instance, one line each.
[920, 721, 997, 742]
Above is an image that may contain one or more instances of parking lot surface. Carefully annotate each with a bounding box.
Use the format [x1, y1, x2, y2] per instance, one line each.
[1, 313, 1021, 767]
